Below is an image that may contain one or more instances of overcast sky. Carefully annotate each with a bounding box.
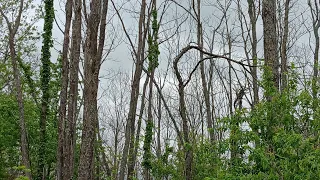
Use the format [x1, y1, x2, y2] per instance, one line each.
[27, 0, 315, 107]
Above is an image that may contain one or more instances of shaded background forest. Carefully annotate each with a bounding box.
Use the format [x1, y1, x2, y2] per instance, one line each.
[0, 0, 320, 179]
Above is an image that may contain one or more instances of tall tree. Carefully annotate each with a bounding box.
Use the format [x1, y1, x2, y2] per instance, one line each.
[37, 0, 55, 178]
[116, 0, 148, 178]
[142, 1, 159, 179]
[173, 51, 193, 180]
[56, 0, 72, 178]
[195, 0, 215, 142]
[0, 0, 32, 179]
[63, 0, 81, 179]
[78, 0, 108, 179]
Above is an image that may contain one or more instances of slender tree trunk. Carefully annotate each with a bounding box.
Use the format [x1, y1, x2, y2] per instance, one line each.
[280, 0, 290, 91]
[173, 57, 193, 180]
[9, 26, 33, 180]
[127, 76, 149, 178]
[156, 92, 161, 157]
[57, 0, 72, 178]
[142, 1, 159, 178]
[196, 0, 214, 142]
[0, 0, 31, 179]
[112, 119, 119, 179]
[227, 31, 233, 115]
[143, 71, 155, 180]
[262, 0, 279, 91]
[97, 120, 111, 177]
[63, 0, 81, 179]
[119, 0, 146, 179]
[78, 0, 108, 179]
[247, 0, 259, 105]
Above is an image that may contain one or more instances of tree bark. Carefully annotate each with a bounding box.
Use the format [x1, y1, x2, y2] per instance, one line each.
[127, 76, 149, 179]
[57, 0, 72, 178]
[196, 0, 214, 142]
[280, 0, 290, 91]
[78, 0, 108, 179]
[173, 55, 193, 180]
[143, 70, 155, 180]
[37, 0, 55, 178]
[63, 0, 81, 178]
[119, 0, 147, 179]
[9, 19, 33, 180]
[247, 0, 259, 105]
[262, 0, 279, 91]
[0, 0, 32, 179]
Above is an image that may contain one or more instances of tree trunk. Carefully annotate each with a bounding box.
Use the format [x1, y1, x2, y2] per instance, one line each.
[196, 0, 214, 142]
[156, 92, 162, 157]
[0, 0, 32, 179]
[143, 71, 155, 180]
[280, 0, 290, 91]
[127, 76, 149, 178]
[247, 0, 259, 105]
[78, 0, 108, 179]
[9, 25, 33, 180]
[262, 0, 279, 91]
[38, 0, 55, 178]
[173, 56, 193, 180]
[57, 0, 72, 178]
[119, 0, 147, 179]
[63, 0, 81, 178]
[308, 0, 320, 107]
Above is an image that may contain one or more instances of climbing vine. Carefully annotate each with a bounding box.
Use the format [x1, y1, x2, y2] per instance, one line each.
[142, 6, 160, 177]
[37, 0, 54, 178]
[147, 9, 160, 72]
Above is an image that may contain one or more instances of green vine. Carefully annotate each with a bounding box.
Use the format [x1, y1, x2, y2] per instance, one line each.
[147, 9, 160, 72]
[142, 120, 154, 170]
[37, 0, 54, 179]
[143, 7, 160, 173]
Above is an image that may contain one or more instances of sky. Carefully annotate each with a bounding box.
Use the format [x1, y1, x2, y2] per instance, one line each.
[18, 0, 314, 116]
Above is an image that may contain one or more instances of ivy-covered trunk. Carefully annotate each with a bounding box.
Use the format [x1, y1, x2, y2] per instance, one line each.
[142, 3, 160, 178]
[37, 0, 54, 178]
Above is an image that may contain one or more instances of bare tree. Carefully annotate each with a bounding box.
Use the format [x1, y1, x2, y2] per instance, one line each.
[194, 0, 215, 142]
[111, 0, 149, 178]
